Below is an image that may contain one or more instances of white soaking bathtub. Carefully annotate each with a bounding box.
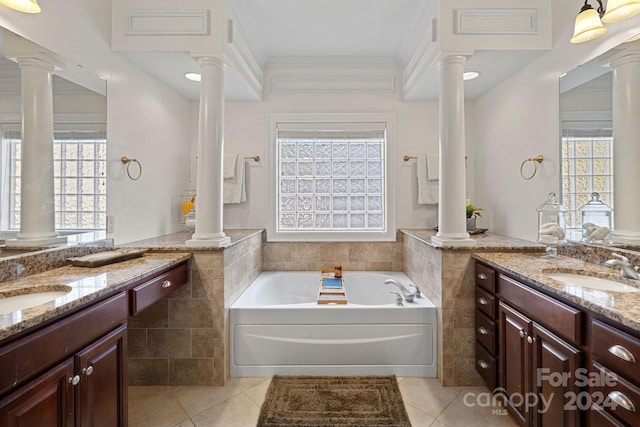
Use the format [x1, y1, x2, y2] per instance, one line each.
[230, 271, 437, 377]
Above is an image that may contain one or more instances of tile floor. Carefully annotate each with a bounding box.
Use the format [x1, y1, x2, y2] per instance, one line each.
[128, 377, 518, 427]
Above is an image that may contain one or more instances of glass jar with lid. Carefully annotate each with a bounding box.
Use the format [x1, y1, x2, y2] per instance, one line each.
[537, 192, 567, 258]
[579, 192, 612, 244]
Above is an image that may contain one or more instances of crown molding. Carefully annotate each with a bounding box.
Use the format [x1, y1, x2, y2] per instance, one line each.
[266, 56, 400, 69]
[270, 75, 395, 94]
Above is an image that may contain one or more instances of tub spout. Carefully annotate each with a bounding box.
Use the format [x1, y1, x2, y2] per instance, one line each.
[384, 278, 415, 302]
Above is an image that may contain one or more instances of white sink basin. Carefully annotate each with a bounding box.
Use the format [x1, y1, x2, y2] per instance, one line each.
[0, 288, 72, 315]
[546, 273, 640, 293]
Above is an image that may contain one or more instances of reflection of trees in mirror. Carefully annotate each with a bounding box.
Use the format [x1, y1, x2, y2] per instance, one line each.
[0, 46, 107, 236]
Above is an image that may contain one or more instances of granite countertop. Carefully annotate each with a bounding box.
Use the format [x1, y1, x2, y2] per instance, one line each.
[401, 228, 545, 251]
[474, 252, 640, 333]
[0, 252, 192, 341]
[119, 229, 263, 250]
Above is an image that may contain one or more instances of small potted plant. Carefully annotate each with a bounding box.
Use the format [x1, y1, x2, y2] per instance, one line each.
[466, 204, 482, 231]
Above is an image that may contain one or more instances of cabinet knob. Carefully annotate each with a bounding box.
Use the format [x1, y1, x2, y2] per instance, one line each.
[478, 359, 489, 370]
[477, 273, 487, 280]
[161, 280, 172, 289]
[608, 391, 636, 413]
[608, 345, 636, 363]
[519, 330, 526, 338]
[477, 297, 488, 306]
[478, 326, 489, 335]
[527, 336, 536, 344]
[68, 375, 81, 386]
[82, 365, 94, 376]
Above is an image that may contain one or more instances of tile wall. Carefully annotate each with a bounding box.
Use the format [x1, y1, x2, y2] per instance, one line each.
[127, 232, 263, 386]
[403, 232, 483, 387]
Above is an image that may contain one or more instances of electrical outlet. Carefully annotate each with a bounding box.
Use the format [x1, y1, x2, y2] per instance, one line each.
[106, 216, 114, 234]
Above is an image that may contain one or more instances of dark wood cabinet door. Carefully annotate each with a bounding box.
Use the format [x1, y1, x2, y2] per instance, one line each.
[531, 324, 581, 427]
[499, 302, 531, 426]
[0, 358, 75, 427]
[75, 325, 127, 427]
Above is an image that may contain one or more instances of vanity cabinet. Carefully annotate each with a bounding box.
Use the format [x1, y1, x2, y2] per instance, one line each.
[475, 263, 499, 390]
[589, 319, 640, 426]
[0, 292, 128, 427]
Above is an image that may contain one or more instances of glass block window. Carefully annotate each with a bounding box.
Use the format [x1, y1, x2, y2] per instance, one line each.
[276, 123, 387, 234]
[2, 127, 107, 231]
[561, 122, 613, 233]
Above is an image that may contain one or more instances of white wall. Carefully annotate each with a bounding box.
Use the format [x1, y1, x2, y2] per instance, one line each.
[204, 67, 476, 232]
[473, 3, 640, 241]
[0, 0, 192, 244]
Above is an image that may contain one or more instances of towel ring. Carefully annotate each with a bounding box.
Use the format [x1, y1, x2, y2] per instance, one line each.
[520, 155, 544, 180]
[121, 156, 143, 181]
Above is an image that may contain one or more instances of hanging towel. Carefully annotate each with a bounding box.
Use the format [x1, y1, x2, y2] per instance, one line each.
[224, 153, 239, 179]
[417, 154, 439, 205]
[426, 153, 439, 180]
[224, 154, 246, 204]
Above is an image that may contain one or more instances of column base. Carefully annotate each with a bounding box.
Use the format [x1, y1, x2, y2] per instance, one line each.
[611, 230, 640, 245]
[186, 234, 231, 248]
[431, 232, 477, 247]
[5, 235, 68, 247]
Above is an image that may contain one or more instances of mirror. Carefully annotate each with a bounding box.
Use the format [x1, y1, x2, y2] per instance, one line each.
[0, 27, 107, 255]
[560, 39, 640, 252]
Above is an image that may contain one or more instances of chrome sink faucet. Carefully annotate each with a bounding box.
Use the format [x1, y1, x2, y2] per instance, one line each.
[384, 278, 417, 302]
[605, 253, 640, 280]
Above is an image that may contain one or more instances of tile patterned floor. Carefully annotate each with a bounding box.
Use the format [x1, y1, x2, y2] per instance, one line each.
[128, 377, 518, 427]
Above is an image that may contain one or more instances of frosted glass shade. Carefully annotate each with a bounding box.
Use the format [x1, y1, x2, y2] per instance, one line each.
[571, 8, 607, 43]
[0, 0, 40, 13]
[602, 0, 640, 23]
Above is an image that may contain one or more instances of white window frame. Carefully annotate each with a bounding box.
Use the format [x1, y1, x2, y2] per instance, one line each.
[267, 113, 397, 242]
[0, 113, 107, 232]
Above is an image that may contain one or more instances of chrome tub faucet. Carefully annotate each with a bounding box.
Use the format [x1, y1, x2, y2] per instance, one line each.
[384, 278, 419, 302]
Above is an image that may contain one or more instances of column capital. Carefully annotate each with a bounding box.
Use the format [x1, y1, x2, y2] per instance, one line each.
[192, 54, 226, 69]
[16, 55, 60, 72]
[603, 45, 640, 68]
[436, 53, 471, 68]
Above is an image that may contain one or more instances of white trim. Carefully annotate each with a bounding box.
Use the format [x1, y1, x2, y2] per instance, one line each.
[124, 10, 210, 36]
[271, 76, 395, 94]
[267, 113, 397, 242]
[454, 9, 539, 35]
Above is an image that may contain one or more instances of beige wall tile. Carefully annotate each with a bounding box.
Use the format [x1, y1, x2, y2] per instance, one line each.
[127, 328, 147, 359]
[169, 359, 214, 386]
[192, 328, 215, 357]
[147, 329, 192, 358]
[128, 299, 168, 329]
[128, 359, 169, 386]
[168, 299, 214, 328]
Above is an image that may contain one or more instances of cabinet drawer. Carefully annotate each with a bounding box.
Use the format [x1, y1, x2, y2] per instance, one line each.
[590, 405, 625, 427]
[475, 310, 497, 355]
[130, 262, 188, 315]
[592, 363, 640, 427]
[592, 320, 640, 382]
[475, 340, 497, 390]
[498, 274, 582, 344]
[0, 292, 127, 396]
[475, 263, 496, 293]
[475, 286, 497, 319]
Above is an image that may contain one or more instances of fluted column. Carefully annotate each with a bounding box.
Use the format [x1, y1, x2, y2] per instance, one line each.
[8, 57, 66, 247]
[431, 55, 475, 247]
[186, 56, 230, 247]
[610, 49, 640, 244]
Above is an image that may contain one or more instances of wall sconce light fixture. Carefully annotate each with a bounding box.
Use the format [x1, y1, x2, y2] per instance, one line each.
[0, 0, 41, 13]
[571, 0, 640, 43]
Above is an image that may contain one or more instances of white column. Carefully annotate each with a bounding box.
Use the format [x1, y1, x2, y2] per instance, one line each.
[610, 50, 640, 244]
[186, 56, 230, 247]
[8, 57, 66, 247]
[432, 55, 475, 247]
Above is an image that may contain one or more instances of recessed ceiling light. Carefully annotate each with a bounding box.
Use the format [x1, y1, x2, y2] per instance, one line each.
[184, 72, 201, 82]
[463, 71, 480, 81]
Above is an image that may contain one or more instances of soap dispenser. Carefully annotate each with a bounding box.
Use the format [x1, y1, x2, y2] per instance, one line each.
[537, 192, 567, 258]
[579, 192, 612, 244]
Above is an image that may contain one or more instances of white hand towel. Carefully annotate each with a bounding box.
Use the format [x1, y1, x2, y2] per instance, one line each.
[224, 154, 246, 204]
[417, 154, 438, 205]
[426, 153, 439, 180]
[224, 153, 239, 179]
